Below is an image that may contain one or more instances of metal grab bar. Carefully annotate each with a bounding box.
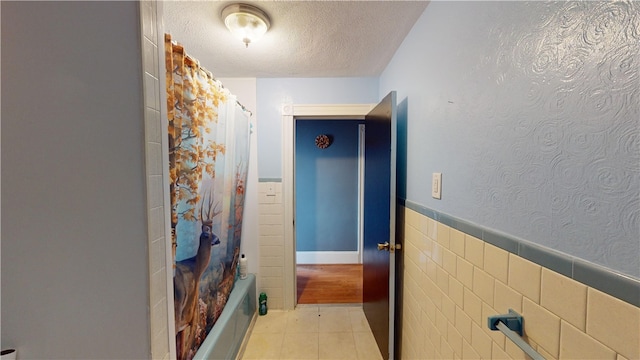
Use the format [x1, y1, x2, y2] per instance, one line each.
[488, 309, 546, 360]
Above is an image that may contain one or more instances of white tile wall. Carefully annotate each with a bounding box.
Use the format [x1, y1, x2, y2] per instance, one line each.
[258, 182, 285, 310]
[400, 206, 640, 360]
[140, 1, 171, 359]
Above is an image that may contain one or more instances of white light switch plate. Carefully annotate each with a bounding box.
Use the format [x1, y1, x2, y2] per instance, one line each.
[432, 173, 442, 199]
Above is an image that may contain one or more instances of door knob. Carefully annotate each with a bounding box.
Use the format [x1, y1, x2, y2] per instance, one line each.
[377, 242, 402, 252]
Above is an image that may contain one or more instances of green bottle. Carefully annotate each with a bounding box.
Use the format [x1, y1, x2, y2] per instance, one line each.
[259, 292, 268, 315]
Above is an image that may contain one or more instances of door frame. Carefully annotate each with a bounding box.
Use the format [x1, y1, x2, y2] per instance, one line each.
[282, 103, 374, 310]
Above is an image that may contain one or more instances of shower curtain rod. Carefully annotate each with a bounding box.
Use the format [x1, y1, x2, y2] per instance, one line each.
[171, 39, 253, 117]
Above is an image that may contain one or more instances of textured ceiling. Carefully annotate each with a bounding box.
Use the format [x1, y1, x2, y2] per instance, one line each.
[163, 1, 430, 78]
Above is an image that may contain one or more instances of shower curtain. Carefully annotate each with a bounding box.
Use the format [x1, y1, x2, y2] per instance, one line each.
[165, 34, 251, 360]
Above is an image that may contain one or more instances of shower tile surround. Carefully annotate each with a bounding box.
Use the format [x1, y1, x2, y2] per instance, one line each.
[140, 1, 172, 359]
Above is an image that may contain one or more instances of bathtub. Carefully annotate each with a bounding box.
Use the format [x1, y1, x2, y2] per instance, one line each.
[193, 274, 257, 360]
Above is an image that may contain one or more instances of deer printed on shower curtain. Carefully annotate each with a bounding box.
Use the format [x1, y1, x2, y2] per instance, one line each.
[165, 34, 251, 360]
[174, 192, 221, 359]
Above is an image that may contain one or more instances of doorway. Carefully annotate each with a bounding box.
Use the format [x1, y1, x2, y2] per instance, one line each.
[282, 104, 374, 310]
[294, 119, 365, 304]
[281, 95, 398, 359]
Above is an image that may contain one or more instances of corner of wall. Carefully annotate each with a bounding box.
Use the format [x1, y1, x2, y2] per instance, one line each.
[140, 1, 173, 359]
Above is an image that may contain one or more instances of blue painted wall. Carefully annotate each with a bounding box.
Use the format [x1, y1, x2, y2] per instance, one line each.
[254, 2, 639, 278]
[295, 120, 361, 252]
[380, 1, 639, 277]
[256, 77, 378, 179]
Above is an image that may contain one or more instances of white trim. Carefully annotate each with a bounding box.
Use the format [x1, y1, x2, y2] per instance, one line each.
[358, 124, 365, 264]
[388, 92, 398, 360]
[282, 105, 296, 311]
[296, 251, 360, 264]
[282, 103, 374, 310]
[291, 104, 376, 118]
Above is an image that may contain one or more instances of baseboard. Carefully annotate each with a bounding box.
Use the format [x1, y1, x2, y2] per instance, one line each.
[296, 251, 361, 264]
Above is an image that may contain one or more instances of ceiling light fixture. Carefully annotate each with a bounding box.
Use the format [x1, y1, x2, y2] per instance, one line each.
[221, 3, 271, 48]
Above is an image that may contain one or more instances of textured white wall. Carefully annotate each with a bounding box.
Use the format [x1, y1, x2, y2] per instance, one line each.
[1, 2, 151, 358]
[380, 1, 639, 277]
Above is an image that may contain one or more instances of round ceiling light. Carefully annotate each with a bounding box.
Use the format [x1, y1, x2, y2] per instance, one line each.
[221, 3, 271, 48]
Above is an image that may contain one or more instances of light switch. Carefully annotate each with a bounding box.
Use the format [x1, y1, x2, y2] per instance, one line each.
[432, 173, 442, 199]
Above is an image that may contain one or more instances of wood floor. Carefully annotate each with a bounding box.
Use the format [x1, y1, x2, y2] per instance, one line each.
[296, 264, 363, 304]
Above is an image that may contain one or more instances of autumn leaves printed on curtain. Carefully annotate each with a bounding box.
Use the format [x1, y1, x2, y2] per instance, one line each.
[165, 34, 251, 360]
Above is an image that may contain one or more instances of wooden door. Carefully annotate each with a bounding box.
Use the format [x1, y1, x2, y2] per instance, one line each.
[362, 91, 397, 359]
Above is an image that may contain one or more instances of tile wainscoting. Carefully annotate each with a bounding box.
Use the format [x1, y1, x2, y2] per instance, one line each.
[399, 203, 639, 360]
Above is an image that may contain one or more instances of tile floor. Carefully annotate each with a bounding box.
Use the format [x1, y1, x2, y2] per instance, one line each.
[241, 304, 384, 360]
